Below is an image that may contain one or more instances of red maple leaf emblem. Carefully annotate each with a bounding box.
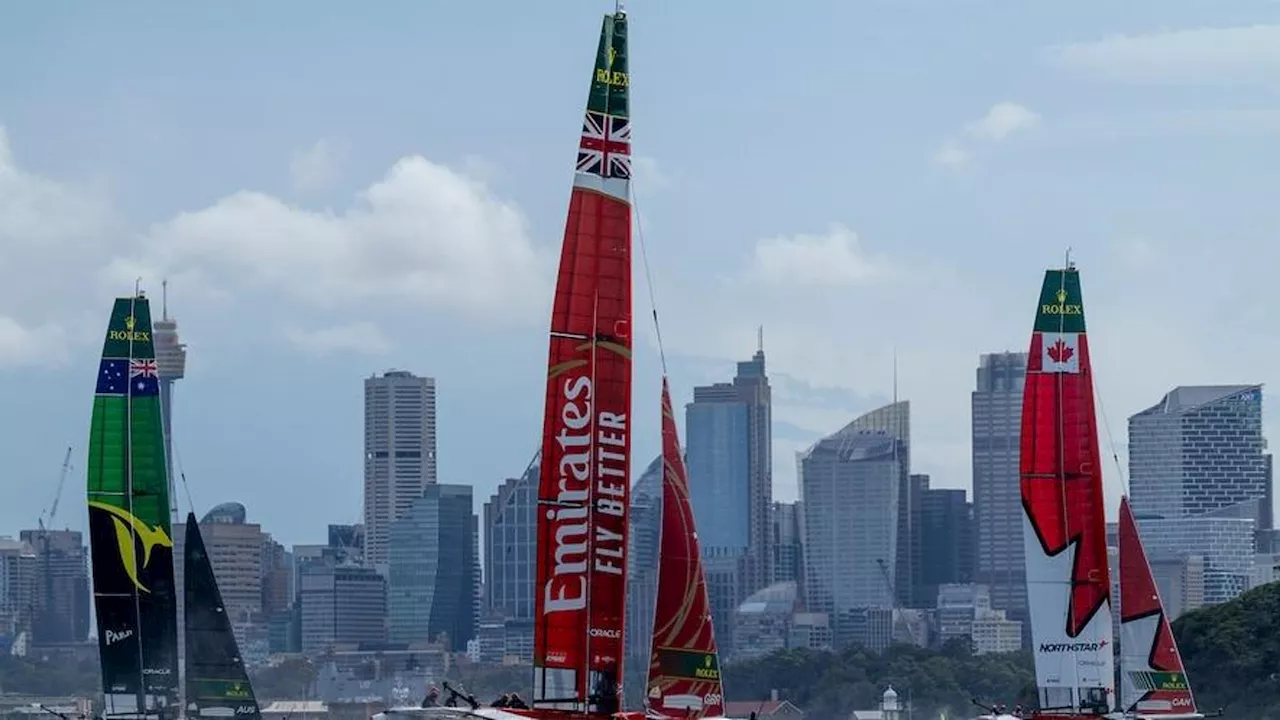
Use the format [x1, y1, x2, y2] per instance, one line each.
[1047, 337, 1074, 363]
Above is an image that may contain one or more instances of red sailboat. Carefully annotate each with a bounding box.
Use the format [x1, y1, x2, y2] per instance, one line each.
[641, 379, 725, 719]
[1018, 261, 1115, 718]
[531, 3, 634, 718]
[1117, 497, 1202, 719]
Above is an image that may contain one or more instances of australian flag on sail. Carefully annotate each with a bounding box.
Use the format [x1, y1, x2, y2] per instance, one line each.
[96, 358, 159, 396]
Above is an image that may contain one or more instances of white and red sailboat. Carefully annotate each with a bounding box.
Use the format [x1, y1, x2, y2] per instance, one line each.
[1018, 262, 1116, 718]
[637, 380, 726, 719]
[1117, 497, 1202, 719]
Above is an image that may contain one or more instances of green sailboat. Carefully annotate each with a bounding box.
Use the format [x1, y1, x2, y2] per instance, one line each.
[87, 294, 180, 718]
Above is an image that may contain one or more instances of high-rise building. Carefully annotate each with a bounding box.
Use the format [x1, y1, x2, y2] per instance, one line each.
[1128, 385, 1271, 604]
[299, 564, 387, 653]
[771, 501, 804, 596]
[844, 402, 912, 608]
[483, 457, 538, 621]
[915, 479, 975, 608]
[971, 351, 1028, 627]
[685, 345, 772, 600]
[363, 370, 437, 573]
[387, 483, 477, 651]
[1130, 385, 1271, 527]
[623, 455, 663, 710]
[800, 405, 903, 649]
[0, 538, 36, 638]
[18, 529, 89, 644]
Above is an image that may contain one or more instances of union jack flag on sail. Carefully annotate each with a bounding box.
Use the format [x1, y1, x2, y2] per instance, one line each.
[129, 359, 158, 378]
[577, 110, 631, 179]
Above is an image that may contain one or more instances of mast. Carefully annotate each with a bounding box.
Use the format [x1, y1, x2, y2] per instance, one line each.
[1018, 265, 1114, 716]
[184, 513, 261, 720]
[1118, 497, 1200, 718]
[87, 295, 180, 718]
[532, 6, 633, 717]
[646, 379, 724, 718]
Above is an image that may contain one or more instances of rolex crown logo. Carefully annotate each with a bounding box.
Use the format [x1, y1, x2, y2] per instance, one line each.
[124, 315, 136, 331]
[1055, 288, 1067, 304]
[608, 46, 617, 67]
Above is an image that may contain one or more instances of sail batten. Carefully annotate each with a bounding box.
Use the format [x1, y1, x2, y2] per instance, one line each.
[645, 379, 724, 718]
[1018, 267, 1115, 715]
[532, 8, 633, 717]
[87, 296, 180, 718]
[1118, 497, 1200, 717]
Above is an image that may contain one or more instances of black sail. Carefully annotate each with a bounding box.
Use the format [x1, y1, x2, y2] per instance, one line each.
[184, 513, 261, 719]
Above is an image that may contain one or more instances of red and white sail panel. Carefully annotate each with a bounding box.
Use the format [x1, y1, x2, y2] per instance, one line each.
[1119, 496, 1200, 717]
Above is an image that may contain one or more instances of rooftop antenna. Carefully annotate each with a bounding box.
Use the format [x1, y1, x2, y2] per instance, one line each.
[892, 346, 898, 406]
[162, 279, 169, 321]
[757, 325, 764, 353]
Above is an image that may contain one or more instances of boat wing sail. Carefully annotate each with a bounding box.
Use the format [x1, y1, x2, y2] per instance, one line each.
[1119, 497, 1199, 717]
[87, 296, 180, 718]
[532, 7, 633, 717]
[646, 379, 724, 718]
[184, 513, 261, 720]
[1018, 266, 1114, 714]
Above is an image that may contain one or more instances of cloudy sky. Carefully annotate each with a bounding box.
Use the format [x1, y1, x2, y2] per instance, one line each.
[2, 1, 1279, 547]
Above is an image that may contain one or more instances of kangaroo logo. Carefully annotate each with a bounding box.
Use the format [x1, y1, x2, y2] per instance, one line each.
[88, 500, 173, 593]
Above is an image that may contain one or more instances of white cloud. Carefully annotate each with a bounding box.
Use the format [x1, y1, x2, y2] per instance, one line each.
[0, 126, 114, 368]
[965, 102, 1041, 141]
[1044, 25, 1280, 86]
[284, 322, 392, 357]
[746, 224, 891, 288]
[290, 138, 345, 193]
[0, 317, 69, 368]
[114, 155, 547, 320]
[933, 141, 970, 168]
[935, 102, 1040, 169]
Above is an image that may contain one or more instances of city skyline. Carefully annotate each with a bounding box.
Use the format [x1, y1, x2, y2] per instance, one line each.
[4, 2, 1280, 547]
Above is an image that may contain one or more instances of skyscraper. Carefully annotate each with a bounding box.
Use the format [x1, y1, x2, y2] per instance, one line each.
[1128, 385, 1271, 604]
[363, 370, 437, 573]
[19, 528, 89, 644]
[483, 456, 538, 622]
[915, 478, 975, 608]
[1130, 385, 1271, 527]
[800, 404, 904, 648]
[844, 401, 912, 608]
[685, 345, 772, 598]
[971, 351, 1028, 627]
[388, 483, 476, 651]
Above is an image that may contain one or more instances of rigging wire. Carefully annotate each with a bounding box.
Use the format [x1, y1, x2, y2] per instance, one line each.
[631, 175, 668, 377]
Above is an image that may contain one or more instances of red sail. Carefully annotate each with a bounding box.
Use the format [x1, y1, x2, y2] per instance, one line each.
[1118, 496, 1198, 716]
[532, 8, 633, 717]
[1019, 265, 1114, 715]
[646, 379, 724, 718]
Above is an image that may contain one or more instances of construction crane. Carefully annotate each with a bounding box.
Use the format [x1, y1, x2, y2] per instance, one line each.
[34, 446, 73, 644]
[876, 557, 923, 647]
[37, 446, 73, 533]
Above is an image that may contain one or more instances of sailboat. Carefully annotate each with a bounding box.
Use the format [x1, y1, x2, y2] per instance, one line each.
[373, 5, 634, 720]
[641, 380, 725, 719]
[183, 513, 262, 719]
[87, 294, 181, 719]
[530, 2, 633, 715]
[1117, 497, 1201, 719]
[1018, 262, 1115, 718]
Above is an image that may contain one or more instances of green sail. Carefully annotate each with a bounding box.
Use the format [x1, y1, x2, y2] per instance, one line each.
[87, 295, 180, 717]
